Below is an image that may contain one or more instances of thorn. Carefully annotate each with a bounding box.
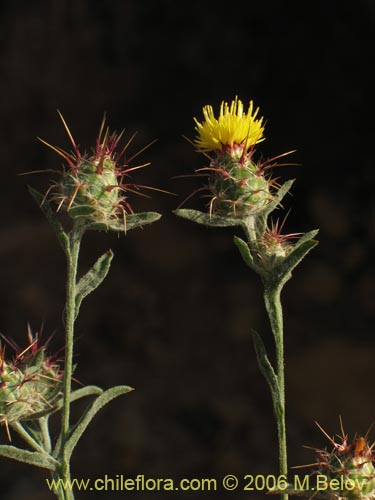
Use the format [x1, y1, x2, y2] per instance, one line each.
[37, 137, 78, 174]
[123, 184, 175, 196]
[4, 420, 11, 442]
[97, 113, 107, 145]
[315, 421, 336, 446]
[339, 415, 345, 438]
[67, 182, 84, 210]
[57, 110, 81, 160]
[119, 162, 151, 175]
[175, 186, 207, 210]
[18, 169, 62, 176]
[56, 196, 66, 212]
[125, 138, 158, 164]
[208, 196, 218, 219]
[116, 131, 138, 162]
[40, 183, 57, 207]
[171, 173, 209, 180]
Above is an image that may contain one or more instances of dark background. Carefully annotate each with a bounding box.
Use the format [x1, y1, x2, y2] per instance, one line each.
[0, 1, 374, 499]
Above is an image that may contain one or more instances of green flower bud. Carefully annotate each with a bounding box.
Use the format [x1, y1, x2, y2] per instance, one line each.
[291, 424, 375, 500]
[0, 331, 63, 430]
[39, 112, 155, 228]
[315, 435, 375, 500]
[58, 155, 121, 224]
[253, 220, 300, 271]
[206, 150, 272, 217]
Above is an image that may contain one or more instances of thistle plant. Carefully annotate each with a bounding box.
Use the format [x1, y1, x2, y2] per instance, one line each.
[175, 96, 319, 500]
[0, 114, 161, 499]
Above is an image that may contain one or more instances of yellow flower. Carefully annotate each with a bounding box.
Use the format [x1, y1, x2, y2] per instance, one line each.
[194, 96, 265, 153]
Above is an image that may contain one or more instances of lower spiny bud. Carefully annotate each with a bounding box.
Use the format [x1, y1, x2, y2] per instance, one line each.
[0, 331, 63, 433]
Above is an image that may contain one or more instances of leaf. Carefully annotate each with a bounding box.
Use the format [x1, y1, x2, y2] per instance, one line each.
[174, 209, 242, 227]
[28, 386, 104, 421]
[69, 385, 104, 401]
[75, 251, 113, 318]
[262, 179, 295, 216]
[251, 331, 282, 416]
[52, 386, 105, 458]
[21, 420, 44, 445]
[67, 205, 97, 218]
[233, 236, 263, 276]
[88, 212, 162, 232]
[292, 229, 319, 251]
[64, 385, 133, 461]
[0, 445, 58, 470]
[277, 237, 319, 286]
[28, 186, 70, 253]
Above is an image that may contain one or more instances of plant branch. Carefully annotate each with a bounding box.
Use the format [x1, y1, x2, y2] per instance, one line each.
[263, 283, 288, 500]
[59, 220, 86, 498]
[11, 422, 48, 455]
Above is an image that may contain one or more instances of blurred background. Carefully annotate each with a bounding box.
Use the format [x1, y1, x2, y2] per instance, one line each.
[0, 1, 373, 498]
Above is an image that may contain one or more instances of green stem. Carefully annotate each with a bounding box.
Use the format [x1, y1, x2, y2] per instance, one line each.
[39, 417, 52, 454]
[58, 221, 85, 500]
[52, 474, 69, 500]
[263, 284, 288, 500]
[242, 215, 257, 242]
[12, 422, 65, 498]
[11, 422, 48, 455]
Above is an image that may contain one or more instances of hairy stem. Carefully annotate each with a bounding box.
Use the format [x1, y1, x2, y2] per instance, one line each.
[263, 284, 288, 500]
[52, 475, 69, 500]
[242, 215, 257, 242]
[11, 421, 48, 455]
[58, 221, 85, 500]
[39, 417, 52, 454]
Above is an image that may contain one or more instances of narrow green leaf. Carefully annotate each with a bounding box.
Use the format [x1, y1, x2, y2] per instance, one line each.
[69, 385, 104, 401]
[233, 236, 253, 265]
[292, 229, 319, 251]
[64, 385, 133, 461]
[251, 331, 281, 414]
[0, 445, 58, 470]
[39, 417, 52, 454]
[174, 209, 241, 227]
[28, 186, 70, 253]
[67, 205, 97, 218]
[21, 420, 44, 446]
[75, 251, 113, 318]
[88, 212, 162, 232]
[262, 179, 295, 216]
[233, 236, 261, 274]
[277, 239, 319, 285]
[52, 386, 105, 458]
[28, 386, 104, 421]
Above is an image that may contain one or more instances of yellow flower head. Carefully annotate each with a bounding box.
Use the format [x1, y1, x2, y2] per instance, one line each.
[194, 97, 265, 153]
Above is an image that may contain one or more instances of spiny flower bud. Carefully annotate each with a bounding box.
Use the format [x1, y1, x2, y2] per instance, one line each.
[314, 434, 375, 500]
[192, 97, 286, 217]
[294, 423, 375, 500]
[254, 219, 301, 271]
[205, 148, 273, 217]
[39, 112, 154, 228]
[0, 329, 63, 433]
